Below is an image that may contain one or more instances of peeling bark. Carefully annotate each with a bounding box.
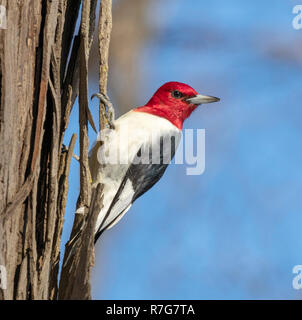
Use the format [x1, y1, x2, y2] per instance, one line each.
[59, 0, 112, 300]
[0, 0, 112, 300]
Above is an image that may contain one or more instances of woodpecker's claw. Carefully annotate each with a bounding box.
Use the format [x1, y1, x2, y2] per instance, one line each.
[91, 92, 115, 130]
[61, 144, 68, 154]
[61, 144, 80, 162]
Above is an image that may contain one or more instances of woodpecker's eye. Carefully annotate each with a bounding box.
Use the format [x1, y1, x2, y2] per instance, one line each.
[171, 90, 183, 99]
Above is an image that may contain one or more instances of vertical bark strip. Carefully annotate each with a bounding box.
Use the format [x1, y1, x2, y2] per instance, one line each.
[58, 0, 112, 300]
[98, 0, 112, 130]
[78, 0, 92, 211]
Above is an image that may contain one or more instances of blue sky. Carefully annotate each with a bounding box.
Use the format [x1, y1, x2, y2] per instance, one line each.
[62, 0, 302, 299]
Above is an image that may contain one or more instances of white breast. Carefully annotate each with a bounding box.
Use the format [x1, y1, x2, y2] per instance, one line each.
[89, 110, 182, 233]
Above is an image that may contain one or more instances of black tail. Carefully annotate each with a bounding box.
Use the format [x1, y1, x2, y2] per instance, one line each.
[94, 229, 105, 244]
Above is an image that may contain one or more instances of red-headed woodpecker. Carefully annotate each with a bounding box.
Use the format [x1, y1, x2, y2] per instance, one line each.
[89, 81, 220, 243]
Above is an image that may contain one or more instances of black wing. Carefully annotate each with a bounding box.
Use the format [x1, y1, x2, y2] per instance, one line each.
[94, 136, 177, 243]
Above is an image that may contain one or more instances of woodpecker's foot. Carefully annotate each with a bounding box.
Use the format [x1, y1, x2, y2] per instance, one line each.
[61, 144, 68, 154]
[91, 92, 115, 130]
[61, 144, 80, 162]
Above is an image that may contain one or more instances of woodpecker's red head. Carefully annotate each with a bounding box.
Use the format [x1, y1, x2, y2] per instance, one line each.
[135, 81, 220, 129]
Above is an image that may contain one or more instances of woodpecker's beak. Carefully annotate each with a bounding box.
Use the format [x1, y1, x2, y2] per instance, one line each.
[186, 94, 220, 105]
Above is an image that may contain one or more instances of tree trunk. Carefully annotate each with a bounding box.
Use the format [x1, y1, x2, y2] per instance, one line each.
[0, 0, 111, 300]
